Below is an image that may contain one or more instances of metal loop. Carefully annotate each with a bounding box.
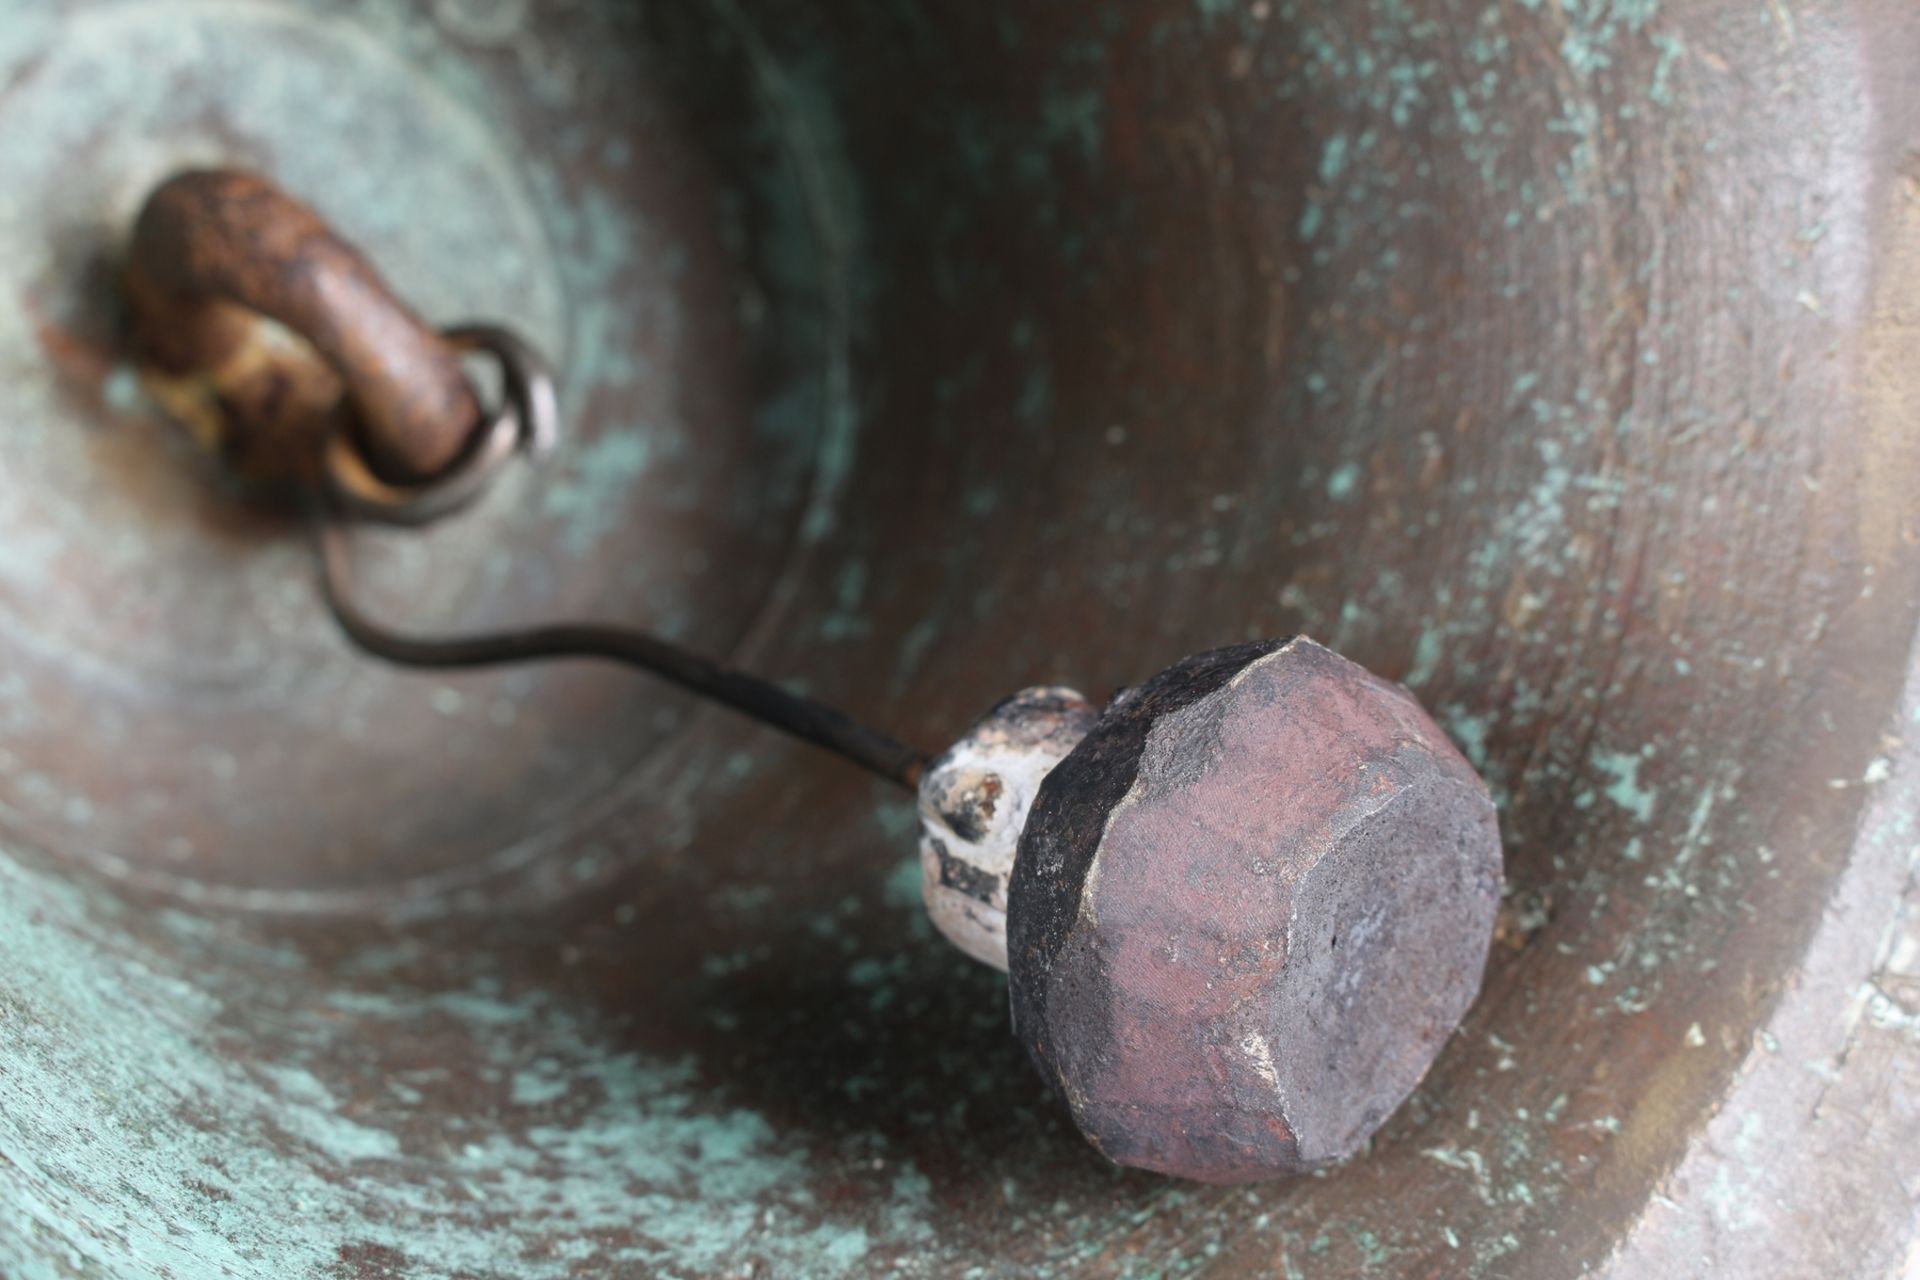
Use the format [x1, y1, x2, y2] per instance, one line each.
[322, 325, 559, 527]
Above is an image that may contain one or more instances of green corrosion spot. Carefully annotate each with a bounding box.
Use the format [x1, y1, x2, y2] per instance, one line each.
[1593, 747, 1659, 823]
[1319, 133, 1351, 183]
[1405, 625, 1445, 688]
[1299, 201, 1326, 242]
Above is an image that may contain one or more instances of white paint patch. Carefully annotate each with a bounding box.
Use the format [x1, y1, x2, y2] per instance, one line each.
[917, 688, 1096, 970]
[1241, 1027, 1282, 1090]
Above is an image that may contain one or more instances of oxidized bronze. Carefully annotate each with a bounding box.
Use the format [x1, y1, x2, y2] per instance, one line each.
[2, 0, 1919, 1276]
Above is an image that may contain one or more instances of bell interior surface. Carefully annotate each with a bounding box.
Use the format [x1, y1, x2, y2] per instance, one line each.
[1, 1, 1918, 1277]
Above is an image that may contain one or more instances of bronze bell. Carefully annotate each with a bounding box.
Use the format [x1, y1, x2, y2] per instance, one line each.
[1, 2, 1917, 1277]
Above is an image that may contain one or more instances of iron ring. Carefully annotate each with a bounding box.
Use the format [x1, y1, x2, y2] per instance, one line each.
[322, 325, 559, 527]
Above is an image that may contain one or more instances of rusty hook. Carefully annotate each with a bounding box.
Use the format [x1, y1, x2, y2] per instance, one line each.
[120, 169, 925, 786]
[125, 169, 481, 484]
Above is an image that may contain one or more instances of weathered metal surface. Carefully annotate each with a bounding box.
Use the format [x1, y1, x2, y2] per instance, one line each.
[0, 0, 819, 912]
[1010, 638, 1502, 1181]
[127, 170, 481, 483]
[2, 0, 1919, 1276]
